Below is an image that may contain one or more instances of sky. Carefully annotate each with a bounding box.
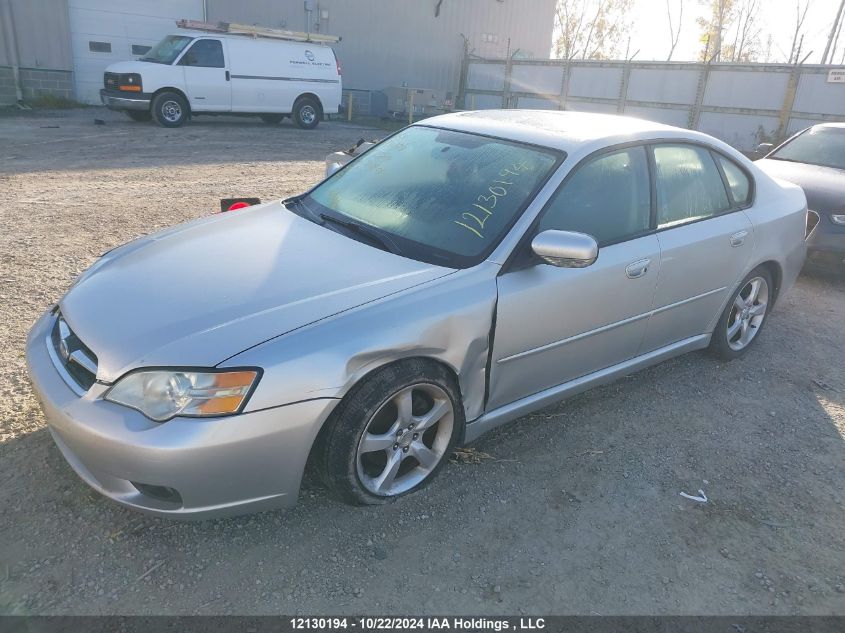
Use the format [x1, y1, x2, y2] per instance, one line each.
[598, 0, 842, 63]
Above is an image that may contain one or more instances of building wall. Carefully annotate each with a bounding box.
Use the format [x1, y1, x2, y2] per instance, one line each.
[0, 0, 73, 104]
[206, 0, 556, 95]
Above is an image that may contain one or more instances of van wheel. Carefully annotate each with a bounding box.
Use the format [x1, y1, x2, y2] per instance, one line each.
[293, 97, 320, 129]
[260, 114, 284, 124]
[125, 110, 152, 122]
[152, 91, 189, 127]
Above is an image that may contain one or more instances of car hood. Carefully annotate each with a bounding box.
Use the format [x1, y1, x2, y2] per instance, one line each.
[755, 158, 845, 213]
[104, 60, 148, 74]
[60, 202, 454, 382]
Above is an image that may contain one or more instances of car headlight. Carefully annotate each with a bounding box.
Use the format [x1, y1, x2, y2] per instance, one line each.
[831, 214, 845, 225]
[105, 369, 260, 422]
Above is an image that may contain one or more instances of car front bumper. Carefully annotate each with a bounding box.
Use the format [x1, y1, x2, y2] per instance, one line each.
[25, 310, 339, 519]
[100, 88, 151, 111]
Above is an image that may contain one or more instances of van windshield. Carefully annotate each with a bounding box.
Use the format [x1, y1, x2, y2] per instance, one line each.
[140, 35, 194, 64]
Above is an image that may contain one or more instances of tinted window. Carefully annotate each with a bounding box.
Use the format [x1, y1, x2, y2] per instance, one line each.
[770, 126, 845, 171]
[304, 126, 560, 267]
[717, 155, 751, 205]
[538, 147, 651, 245]
[180, 39, 224, 68]
[653, 144, 730, 228]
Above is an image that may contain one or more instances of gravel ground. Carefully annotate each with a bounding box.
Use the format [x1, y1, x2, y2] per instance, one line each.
[1, 108, 844, 616]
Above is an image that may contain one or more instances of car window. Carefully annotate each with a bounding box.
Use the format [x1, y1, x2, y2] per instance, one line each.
[180, 39, 224, 68]
[537, 147, 651, 245]
[770, 126, 845, 170]
[717, 155, 751, 206]
[653, 144, 730, 229]
[303, 126, 561, 268]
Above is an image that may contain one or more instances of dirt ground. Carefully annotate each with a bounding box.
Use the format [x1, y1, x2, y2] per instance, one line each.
[0, 108, 843, 616]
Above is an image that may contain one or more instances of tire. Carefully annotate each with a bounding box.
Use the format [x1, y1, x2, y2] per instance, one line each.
[125, 110, 152, 122]
[292, 96, 321, 129]
[260, 114, 284, 124]
[314, 359, 465, 506]
[709, 266, 774, 361]
[151, 91, 189, 128]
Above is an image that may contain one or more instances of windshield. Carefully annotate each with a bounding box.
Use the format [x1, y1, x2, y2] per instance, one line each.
[140, 35, 193, 64]
[303, 126, 561, 267]
[770, 127, 845, 171]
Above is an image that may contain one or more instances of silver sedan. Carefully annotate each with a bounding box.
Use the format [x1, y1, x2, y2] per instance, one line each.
[26, 110, 808, 518]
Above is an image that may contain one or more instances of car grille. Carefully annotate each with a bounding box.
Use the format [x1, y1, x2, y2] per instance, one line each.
[104, 72, 119, 91]
[50, 313, 98, 392]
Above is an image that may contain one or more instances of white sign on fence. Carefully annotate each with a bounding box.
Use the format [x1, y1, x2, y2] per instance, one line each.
[827, 70, 845, 83]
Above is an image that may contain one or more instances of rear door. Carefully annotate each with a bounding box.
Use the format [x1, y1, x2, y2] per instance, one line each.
[639, 143, 754, 352]
[178, 37, 231, 112]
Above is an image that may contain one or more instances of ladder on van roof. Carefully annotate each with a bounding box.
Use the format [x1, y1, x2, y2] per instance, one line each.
[176, 19, 341, 44]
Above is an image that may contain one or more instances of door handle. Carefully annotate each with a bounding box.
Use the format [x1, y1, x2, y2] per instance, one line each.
[625, 258, 651, 279]
[225, 70, 230, 81]
[730, 230, 748, 247]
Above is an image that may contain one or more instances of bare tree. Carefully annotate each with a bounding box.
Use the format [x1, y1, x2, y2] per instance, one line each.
[787, 0, 811, 63]
[666, 0, 684, 61]
[554, 0, 634, 61]
[725, 0, 761, 61]
[822, 0, 845, 63]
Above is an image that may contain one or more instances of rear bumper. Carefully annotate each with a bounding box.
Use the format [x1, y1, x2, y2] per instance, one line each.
[26, 310, 339, 519]
[100, 88, 151, 111]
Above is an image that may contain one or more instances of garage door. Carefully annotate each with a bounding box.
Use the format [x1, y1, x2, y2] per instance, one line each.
[68, 0, 204, 104]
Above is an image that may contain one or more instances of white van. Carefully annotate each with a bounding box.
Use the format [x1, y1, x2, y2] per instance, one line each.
[100, 30, 341, 129]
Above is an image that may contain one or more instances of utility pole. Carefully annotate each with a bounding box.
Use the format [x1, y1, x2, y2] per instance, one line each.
[822, 0, 845, 64]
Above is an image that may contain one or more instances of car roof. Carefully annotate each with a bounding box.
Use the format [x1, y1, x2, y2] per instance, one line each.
[419, 110, 696, 154]
[812, 122, 845, 130]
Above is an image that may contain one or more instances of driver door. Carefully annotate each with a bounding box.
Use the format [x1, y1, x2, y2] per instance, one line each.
[179, 38, 231, 112]
[488, 146, 661, 410]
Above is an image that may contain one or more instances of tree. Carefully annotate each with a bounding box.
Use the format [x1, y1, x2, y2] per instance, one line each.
[666, 0, 684, 61]
[697, 0, 735, 61]
[724, 0, 761, 61]
[787, 0, 811, 63]
[554, 0, 634, 61]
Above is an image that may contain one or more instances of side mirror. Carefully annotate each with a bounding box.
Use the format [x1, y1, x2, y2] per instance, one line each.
[531, 230, 598, 268]
[325, 162, 342, 177]
[755, 142, 774, 156]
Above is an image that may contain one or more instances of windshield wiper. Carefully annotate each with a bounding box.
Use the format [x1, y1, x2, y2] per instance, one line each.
[318, 213, 403, 255]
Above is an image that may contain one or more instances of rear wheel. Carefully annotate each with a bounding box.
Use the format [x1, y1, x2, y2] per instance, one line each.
[125, 110, 151, 122]
[710, 267, 773, 360]
[152, 91, 188, 127]
[314, 359, 464, 505]
[260, 114, 284, 124]
[293, 96, 321, 129]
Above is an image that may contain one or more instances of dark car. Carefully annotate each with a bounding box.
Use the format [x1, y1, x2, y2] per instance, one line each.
[755, 123, 845, 271]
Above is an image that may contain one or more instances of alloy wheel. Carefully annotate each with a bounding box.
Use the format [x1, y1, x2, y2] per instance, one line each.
[726, 276, 769, 351]
[356, 383, 454, 497]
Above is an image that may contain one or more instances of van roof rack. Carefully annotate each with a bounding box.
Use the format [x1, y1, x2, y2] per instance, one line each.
[176, 19, 341, 44]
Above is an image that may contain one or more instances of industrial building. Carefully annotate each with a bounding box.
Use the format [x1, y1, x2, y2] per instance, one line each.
[0, 0, 556, 107]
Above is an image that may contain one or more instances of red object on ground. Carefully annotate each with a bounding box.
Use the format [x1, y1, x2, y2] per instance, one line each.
[226, 201, 251, 211]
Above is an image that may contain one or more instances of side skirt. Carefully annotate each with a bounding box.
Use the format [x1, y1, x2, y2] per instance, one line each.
[463, 333, 711, 443]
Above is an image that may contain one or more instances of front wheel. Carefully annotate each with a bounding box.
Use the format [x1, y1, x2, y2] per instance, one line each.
[710, 267, 773, 360]
[314, 359, 464, 505]
[292, 97, 320, 129]
[152, 91, 189, 128]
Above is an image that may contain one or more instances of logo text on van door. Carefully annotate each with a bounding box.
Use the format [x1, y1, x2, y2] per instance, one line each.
[291, 50, 331, 67]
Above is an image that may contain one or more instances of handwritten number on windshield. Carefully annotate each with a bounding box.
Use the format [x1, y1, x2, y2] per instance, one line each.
[454, 160, 532, 239]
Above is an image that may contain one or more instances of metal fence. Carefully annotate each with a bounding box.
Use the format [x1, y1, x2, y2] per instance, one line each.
[459, 56, 845, 151]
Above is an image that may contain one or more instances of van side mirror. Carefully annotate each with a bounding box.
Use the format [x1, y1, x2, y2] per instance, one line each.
[531, 230, 598, 268]
[755, 143, 773, 156]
